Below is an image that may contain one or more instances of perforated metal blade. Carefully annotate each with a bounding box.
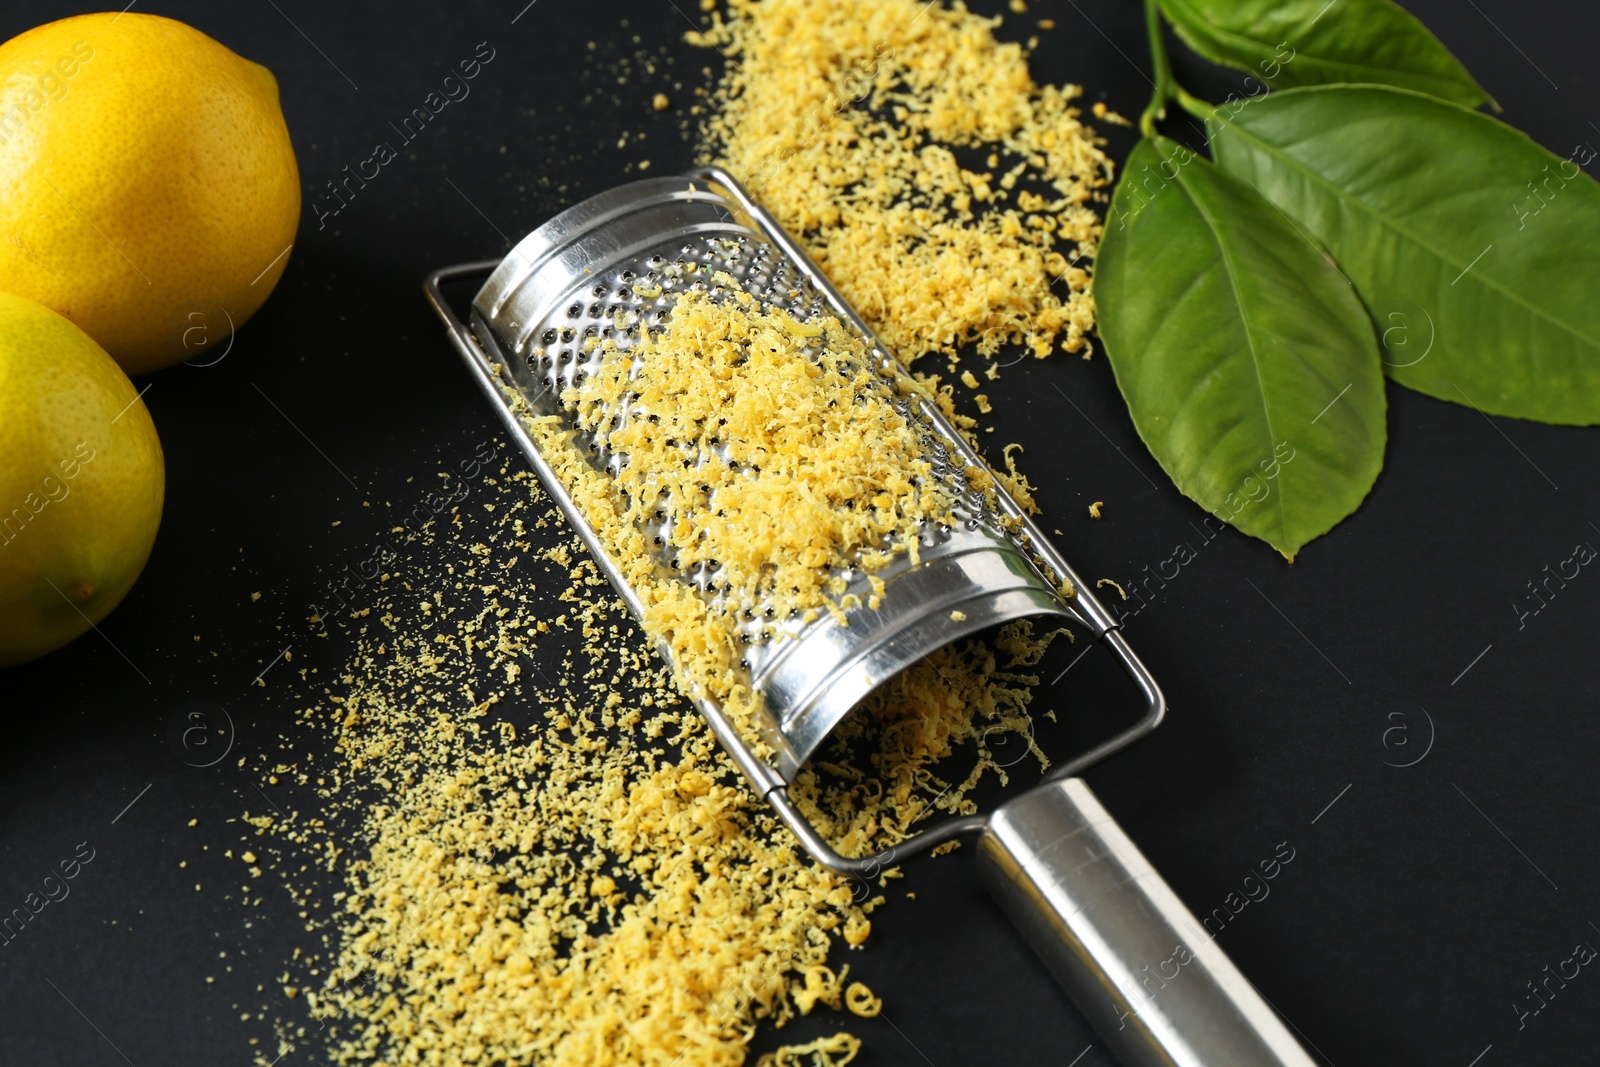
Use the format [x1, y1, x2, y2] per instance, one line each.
[467, 169, 1106, 777]
[425, 166, 1162, 872]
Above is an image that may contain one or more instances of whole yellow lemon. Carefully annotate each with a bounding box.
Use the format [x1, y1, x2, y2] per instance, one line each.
[0, 292, 164, 668]
[0, 13, 299, 374]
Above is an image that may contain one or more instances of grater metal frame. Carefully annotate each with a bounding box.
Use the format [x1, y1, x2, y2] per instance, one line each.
[423, 165, 1166, 877]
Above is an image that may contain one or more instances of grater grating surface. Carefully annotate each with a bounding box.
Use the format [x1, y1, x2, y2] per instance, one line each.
[474, 175, 1080, 773]
[428, 166, 1162, 872]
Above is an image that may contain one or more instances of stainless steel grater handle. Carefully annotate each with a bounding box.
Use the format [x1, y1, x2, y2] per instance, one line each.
[978, 778, 1317, 1067]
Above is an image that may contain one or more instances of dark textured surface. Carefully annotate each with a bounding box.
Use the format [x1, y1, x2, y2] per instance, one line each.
[0, 1, 1595, 1064]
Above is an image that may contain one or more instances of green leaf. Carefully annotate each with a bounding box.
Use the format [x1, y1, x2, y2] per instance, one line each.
[1095, 137, 1386, 559]
[1158, 0, 1492, 108]
[1208, 85, 1600, 425]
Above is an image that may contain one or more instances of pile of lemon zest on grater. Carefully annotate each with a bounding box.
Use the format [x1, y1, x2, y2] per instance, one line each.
[565, 276, 955, 619]
[525, 271, 1033, 750]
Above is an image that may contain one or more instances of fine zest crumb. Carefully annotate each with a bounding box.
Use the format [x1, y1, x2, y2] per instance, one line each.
[652, 92, 671, 110]
[760, 1033, 861, 1066]
[1092, 100, 1133, 126]
[949, 610, 967, 621]
[1088, 500, 1103, 519]
[1097, 577, 1128, 601]
[845, 982, 882, 1017]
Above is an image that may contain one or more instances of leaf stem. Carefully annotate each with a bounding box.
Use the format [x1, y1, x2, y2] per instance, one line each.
[1139, 0, 1174, 139]
[1175, 85, 1212, 121]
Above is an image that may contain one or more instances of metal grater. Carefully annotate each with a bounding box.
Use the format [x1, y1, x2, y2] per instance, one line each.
[426, 166, 1315, 1067]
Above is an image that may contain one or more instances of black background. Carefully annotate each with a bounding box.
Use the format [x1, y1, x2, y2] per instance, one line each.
[1, 1, 1596, 1064]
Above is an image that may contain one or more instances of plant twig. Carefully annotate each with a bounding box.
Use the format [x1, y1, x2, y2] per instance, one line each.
[1138, 0, 1173, 138]
[1175, 86, 1212, 120]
